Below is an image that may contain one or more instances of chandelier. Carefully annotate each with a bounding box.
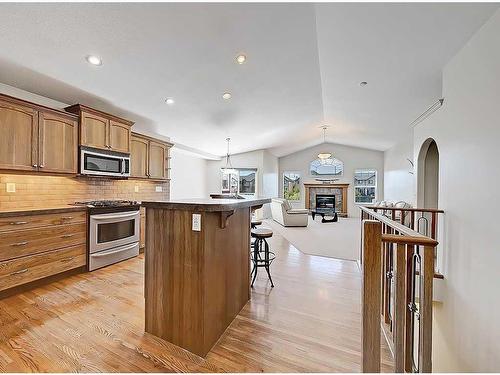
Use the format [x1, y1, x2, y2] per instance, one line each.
[317, 126, 332, 164]
[221, 137, 237, 175]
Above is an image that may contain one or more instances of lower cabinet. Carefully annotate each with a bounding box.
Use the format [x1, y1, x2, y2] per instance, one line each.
[0, 245, 86, 291]
[0, 209, 87, 294]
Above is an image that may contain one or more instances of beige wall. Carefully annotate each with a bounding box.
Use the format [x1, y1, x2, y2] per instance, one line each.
[0, 174, 169, 209]
[279, 142, 384, 217]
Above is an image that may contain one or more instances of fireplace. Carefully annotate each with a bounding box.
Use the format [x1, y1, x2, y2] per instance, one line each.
[304, 183, 349, 217]
[316, 194, 335, 210]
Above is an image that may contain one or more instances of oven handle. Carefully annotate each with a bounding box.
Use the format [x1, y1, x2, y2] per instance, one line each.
[91, 211, 139, 220]
[91, 243, 138, 257]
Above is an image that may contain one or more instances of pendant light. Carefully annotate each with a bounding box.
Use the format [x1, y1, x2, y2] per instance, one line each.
[221, 137, 237, 175]
[317, 126, 332, 163]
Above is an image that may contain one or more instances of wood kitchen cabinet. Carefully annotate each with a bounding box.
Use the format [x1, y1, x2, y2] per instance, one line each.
[0, 97, 38, 171]
[65, 104, 133, 153]
[0, 94, 78, 174]
[130, 132, 172, 180]
[38, 111, 78, 173]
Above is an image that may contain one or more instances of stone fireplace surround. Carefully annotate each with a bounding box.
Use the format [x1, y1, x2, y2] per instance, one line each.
[304, 183, 349, 217]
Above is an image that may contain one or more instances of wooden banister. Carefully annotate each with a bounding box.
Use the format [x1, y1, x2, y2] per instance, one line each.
[360, 206, 437, 373]
[361, 220, 382, 373]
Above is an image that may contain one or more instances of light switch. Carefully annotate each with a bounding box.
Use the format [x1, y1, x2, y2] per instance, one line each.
[192, 214, 201, 231]
[134, 185, 139, 193]
[6, 183, 15, 193]
[155, 186, 163, 192]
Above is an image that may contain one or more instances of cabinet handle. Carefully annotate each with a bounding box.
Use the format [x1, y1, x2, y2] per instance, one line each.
[39, 164, 45, 168]
[32, 164, 38, 168]
[10, 221, 28, 225]
[61, 234, 74, 238]
[11, 241, 28, 247]
[61, 216, 73, 221]
[61, 256, 75, 262]
[11, 268, 29, 276]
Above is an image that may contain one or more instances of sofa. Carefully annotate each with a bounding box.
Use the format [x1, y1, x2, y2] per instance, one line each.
[270, 198, 309, 227]
[372, 200, 412, 223]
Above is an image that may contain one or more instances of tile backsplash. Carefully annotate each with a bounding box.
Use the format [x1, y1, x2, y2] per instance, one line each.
[0, 174, 169, 209]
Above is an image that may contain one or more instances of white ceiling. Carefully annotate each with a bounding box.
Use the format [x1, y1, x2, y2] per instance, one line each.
[0, 3, 497, 157]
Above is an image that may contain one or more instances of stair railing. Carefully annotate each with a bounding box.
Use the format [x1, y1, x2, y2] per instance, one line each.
[360, 206, 438, 373]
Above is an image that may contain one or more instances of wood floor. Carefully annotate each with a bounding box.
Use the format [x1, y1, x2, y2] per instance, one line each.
[0, 231, 394, 372]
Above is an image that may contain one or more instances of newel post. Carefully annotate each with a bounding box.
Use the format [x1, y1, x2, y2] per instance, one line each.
[362, 220, 382, 373]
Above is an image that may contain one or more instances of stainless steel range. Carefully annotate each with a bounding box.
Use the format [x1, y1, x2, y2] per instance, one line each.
[74, 200, 140, 271]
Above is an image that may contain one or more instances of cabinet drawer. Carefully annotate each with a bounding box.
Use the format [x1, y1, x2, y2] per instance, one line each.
[0, 244, 86, 292]
[0, 222, 86, 261]
[0, 211, 86, 233]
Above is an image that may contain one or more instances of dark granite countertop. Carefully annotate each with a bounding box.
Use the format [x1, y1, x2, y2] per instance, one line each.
[141, 197, 271, 212]
[0, 205, 87, 217]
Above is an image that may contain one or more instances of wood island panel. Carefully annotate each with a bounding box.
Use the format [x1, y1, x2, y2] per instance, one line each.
[144, 200, 258, 357]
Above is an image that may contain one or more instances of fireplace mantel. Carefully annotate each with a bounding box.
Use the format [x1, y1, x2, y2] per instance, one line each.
[304, 183, 349, 217]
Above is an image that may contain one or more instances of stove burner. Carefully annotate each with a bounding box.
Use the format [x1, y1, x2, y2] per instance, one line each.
[74, 200, 139, 208]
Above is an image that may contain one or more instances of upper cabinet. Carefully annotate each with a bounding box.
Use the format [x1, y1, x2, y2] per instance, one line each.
[0, 94, 78, 174]
[131, 133, 172, 180]
[65, 104, 133, 153]
[38, 112, 78, 174]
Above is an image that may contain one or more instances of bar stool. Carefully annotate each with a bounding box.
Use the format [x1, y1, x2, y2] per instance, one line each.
[251, 218, 262, 229]
[250, 227, 275, 288]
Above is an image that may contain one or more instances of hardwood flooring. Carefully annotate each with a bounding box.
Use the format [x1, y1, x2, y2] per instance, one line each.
[0, 231, 394, 372]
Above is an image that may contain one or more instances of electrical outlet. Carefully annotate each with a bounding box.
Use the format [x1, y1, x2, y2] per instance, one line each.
[6, 183, 16, 193]
[192, 214, 201, 232]
[155, 186, 162, 192]
[134, 185, 139, 193]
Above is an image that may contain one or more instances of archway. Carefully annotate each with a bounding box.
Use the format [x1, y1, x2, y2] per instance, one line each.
[417, 138, 439, 209]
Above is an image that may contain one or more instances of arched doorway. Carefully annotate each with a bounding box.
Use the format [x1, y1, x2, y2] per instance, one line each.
[417, 138, 439, 209]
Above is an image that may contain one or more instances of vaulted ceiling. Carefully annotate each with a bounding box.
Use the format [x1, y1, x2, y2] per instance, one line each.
[0, 3, 497, 157]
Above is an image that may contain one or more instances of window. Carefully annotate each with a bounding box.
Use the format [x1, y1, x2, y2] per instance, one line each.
[354, 169, 377, 204]
[283, 172, 301, 201]
[221, 169, 256, 195]
[310, 158, 343, 176]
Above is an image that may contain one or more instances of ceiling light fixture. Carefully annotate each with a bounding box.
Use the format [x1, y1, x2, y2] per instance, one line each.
[317, 126, 333, 163]
[85, 55, 102, 66]
[222, 92, 232, 100]
[236, 54, 247, 64]
[165, 98, 175, 105]
[221, 138, 237, 175]
[359, 81, 368, 87]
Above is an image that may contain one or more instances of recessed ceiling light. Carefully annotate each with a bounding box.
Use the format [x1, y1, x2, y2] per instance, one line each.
[236, 54, 247, 64]
[359, 81, 368, 87]
[165, 98, 175, 105]
[222, 92, 232, 100]
[86, 55, 102, 66]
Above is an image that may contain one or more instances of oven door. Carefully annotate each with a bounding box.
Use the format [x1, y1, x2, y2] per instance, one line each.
[89, 210, 140, 253]
[81, 149, 125, 177]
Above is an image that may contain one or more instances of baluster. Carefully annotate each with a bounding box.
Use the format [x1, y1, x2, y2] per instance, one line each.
[405, 245, 415, 372]
[430, 212, 437, 240]
[410, 211, 415, 231]
[362, 220, 382, 373]
[419, 245, 434, 373]
[394, 243, 406, 372]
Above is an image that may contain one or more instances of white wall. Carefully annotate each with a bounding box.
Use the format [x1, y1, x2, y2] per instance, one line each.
[278, 142, 384, 217]
[169, 148, 208, 200]
[383, 134, 416, 204]
[384, 10, 500, 371]
[206, 149, 279, 218]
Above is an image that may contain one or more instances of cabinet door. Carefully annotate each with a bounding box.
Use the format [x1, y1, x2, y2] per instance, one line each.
[80, 111, 109, 150]
[109, 120, 131, 153]
[38, 112, 78, 174]
[148, 141, 168, 179]
[131, 135, 149, 178]
[0, 99, 38, 171]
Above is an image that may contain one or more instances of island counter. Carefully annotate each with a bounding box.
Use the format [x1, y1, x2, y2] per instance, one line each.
[142, 197, 271, 357]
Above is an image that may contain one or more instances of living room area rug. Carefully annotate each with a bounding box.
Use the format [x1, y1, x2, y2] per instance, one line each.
[263, 216, 360, 261]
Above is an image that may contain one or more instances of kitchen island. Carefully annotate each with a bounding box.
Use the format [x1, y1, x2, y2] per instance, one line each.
[141, 197, 271, 357]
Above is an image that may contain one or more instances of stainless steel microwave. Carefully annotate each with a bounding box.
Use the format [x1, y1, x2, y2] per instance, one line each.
[80, 147, 130, 177]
